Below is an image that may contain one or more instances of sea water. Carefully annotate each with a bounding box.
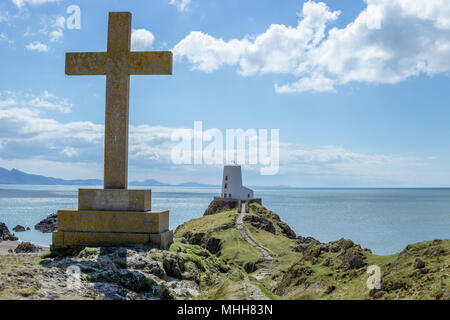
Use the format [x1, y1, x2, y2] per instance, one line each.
[0, 185, 448, 255]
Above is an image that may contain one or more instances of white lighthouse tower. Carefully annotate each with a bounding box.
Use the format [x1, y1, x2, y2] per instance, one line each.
[221, 163, 254, 200]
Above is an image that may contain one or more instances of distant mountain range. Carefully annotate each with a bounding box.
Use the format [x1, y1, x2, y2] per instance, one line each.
[0, 168, 218, 188]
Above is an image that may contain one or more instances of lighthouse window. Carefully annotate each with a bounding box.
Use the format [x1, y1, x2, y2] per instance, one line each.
[224, 193, 227, 198]
[224, 183, 227, 189]
[225, 176, 228, 181]
[248, 194, 250, 198]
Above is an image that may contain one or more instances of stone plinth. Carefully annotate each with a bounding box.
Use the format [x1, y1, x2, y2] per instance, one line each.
[52, 188, 173, 250]
[52, 229, 173, 249]
[78, 189, 151, 211]
[57, 209, 168, 233]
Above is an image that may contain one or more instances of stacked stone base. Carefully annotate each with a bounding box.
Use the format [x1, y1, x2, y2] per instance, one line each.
[52, 189, 173, 249]
[52, 228, 173, 249]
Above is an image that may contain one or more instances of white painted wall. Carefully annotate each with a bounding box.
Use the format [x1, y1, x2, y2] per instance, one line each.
[221, 164, 254, 200]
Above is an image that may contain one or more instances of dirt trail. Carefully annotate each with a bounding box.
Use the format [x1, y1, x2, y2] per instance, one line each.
[236, 208, 273, 281]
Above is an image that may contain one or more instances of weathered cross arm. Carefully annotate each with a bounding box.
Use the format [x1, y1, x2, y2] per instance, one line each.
[66, 52, 109, 75]
[127, 52, 173, 75]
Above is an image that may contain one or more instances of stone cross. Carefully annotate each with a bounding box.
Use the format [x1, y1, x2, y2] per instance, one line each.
[66, 12, 172, 189]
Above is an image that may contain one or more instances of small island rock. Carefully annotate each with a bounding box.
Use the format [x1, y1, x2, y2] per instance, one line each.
[0, 222, 18, 241]
[34, 213, 58, 233]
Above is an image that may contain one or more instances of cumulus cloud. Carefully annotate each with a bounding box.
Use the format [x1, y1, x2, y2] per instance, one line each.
[0, 92, 180, 166]
[0, 98, 17, 108]
[131, 29, 155, 51]
[174, 0, 450, 93]
[0, 93, 424, 184]
[169, 0, 192, 12]
[26, 91, 72, 113]
[12, 0, 59, 8]
[25, 41, 49, 52]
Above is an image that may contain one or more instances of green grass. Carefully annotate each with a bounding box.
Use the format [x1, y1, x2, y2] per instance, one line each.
[174, 209, 262, 268]
[174, 209, 236, 237]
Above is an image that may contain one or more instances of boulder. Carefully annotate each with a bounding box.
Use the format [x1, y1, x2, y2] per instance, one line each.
[14, 242, 41, 253]
[297, 236, 320, 245]
[13, 225, 26, 233]
[113, 269, 147, 292]
[337, 238, 355, 250]
[243, 215, 275, 234]
[414, 258, 426, 269]
[34, 213, 58, 233]
[341, 248, 365, 271]
[277, 222, 297, 239]
[0, 222, 18, 241]
[148, 250, 185, 279]
[413, 268, 430, 277]
[325, 285, 336, 294]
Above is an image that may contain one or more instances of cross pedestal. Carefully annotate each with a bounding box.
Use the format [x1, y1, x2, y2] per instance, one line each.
[53, 189, 173, 249]
[52, 12, 173, 249]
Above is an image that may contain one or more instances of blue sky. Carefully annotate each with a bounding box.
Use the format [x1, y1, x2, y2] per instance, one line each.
[0, 0, 450, 187]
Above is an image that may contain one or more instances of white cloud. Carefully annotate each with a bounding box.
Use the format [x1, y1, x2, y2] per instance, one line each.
[25, 41, 49, 52]
[12, 0, 59, 8]
[26, 91, 72, 113]
[169, 0, 192, 12]
[49, 28, 63, 42]
[49, 16, 65, 42]
[60, 147, 79, 158]
[0, 98, 17, 108]
[174, 0, 450, 93]
[174, 32, 250, 73]
[275, 73, 335, 93]
[0, 94, 179, 166]
[52, 16, 65, 29]
[131, 29, 155, 51]
[0, 94, 438, 185]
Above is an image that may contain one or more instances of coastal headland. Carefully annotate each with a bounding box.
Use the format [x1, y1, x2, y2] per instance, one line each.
[0, 200, 448, 300]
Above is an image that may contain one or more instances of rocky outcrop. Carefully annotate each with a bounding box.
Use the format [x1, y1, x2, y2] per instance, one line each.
[203, 198, 239, 216]
[14, 242, 41, 253]
[29, 244, 223, 300]
[340, 248, 365, 270]
[277, 222, 297, 239]
[34, 213, 58, 233]
[245, 203, 296, 239]
[204, 198, 262, 216]
[243, 215, 275, 234]
[0, 222, 18, 241]
[13, 225, 26, 233]
[179, 231, 223, 255]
